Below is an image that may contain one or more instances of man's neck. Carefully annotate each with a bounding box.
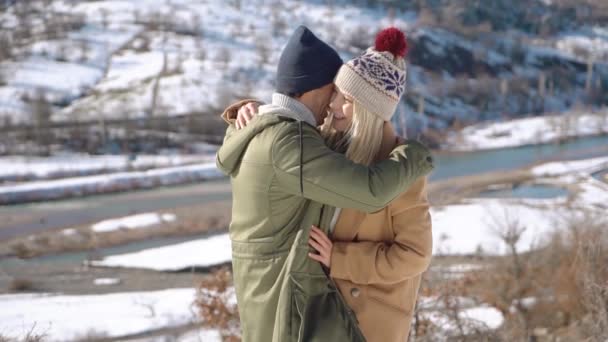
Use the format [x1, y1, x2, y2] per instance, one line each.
[270, 93, 318, 127]
[297, 94, 322, 126]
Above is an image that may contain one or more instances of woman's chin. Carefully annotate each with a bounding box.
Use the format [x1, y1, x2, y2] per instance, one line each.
[331, 121, 348, 132]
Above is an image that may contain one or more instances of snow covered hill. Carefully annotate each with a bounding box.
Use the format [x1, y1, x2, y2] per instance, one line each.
[0, 0, 607, 143]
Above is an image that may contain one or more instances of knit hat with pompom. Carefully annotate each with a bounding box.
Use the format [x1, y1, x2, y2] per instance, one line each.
[334, 27, 408, 121]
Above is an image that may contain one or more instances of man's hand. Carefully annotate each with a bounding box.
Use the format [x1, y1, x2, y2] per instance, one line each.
[236, 102, 260, 129]
[308, 225, 333, 268]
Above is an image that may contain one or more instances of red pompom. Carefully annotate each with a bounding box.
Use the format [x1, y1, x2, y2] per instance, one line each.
[374, 27, 408, 57]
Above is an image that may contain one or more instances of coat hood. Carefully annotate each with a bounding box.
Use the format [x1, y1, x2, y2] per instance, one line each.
[216, 114, 283, 175]
[216, 93, 317, 177]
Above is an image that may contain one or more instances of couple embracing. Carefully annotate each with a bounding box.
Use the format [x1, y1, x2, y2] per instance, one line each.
[216, 25, 434, 342]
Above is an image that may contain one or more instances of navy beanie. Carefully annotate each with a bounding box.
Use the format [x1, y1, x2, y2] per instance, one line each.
[276, 25, 343, 95]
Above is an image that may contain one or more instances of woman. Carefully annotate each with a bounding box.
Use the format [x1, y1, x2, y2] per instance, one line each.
[233, 27, 432, 341]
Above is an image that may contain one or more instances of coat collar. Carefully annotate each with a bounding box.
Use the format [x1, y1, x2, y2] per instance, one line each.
[257, 93, 318, 127]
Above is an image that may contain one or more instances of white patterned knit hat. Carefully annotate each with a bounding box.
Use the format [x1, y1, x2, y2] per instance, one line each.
[334, 27, 408, 121]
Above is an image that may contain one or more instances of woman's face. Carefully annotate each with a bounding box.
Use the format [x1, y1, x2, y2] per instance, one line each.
[328, 88, 354, 132]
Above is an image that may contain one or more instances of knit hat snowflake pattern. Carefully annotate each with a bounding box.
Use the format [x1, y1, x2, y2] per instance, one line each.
[334, 27, 408, 121]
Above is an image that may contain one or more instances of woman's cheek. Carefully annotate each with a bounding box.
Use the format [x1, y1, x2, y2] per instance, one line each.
[332, 118, 348, 132]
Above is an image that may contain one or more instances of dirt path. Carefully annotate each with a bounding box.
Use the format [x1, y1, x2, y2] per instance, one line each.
[0, 255, 218, 295]
[0, 180, 231, 240]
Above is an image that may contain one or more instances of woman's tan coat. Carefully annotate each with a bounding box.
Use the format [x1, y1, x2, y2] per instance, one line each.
[329, 122, 433, 342]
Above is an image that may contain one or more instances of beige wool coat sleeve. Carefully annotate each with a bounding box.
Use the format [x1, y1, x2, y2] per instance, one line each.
[329, 177, 433, 285]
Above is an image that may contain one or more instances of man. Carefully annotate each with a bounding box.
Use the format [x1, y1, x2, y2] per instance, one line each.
[216, 25, 434, 342]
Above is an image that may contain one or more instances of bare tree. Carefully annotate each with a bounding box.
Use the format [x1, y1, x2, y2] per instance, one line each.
[0, 33, 12, 61]
[56, 43, 68, 62]
[2, 115, 12, 130]
[191, 13, 203, 38]
[585, 57, 594, 94]
[255, 37, 271, 68]
[215, 47, 231, 68]
[30, 89, 53, 156]
[135, 33, 151, 52]
[0, 67, 5, 87]
[145, 11, 163, 31]
[100, 8, 109, 29]
[79, 40, 89, 62]
[417, 6, 437, 27]
[578, 228, 608, 339]
[216, 85, 235, 111]
[346, 25, 373, 54]
[271, 15, 287, 37]
[230, 0, 242, 10]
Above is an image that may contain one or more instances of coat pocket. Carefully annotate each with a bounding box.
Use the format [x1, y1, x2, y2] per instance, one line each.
[288, 273, 367, 342]
[359, 294, 413, 342]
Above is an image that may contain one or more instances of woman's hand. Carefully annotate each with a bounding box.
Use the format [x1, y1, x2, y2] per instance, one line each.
[308, 225, 333, 268]
[235, 102, 259, 129]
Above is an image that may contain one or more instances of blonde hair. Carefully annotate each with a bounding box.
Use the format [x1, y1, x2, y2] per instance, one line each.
[321, 100, 384, 166]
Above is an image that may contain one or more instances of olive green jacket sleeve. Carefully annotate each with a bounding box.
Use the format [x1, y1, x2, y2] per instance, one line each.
[272, 123, 434, 213]
[330, 177, 433, 285]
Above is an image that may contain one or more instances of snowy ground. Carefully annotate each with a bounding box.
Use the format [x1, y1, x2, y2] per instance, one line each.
[445, 111, 608, 151]
[85, 156, 608, 271]
[90, 212, 176, 233]
[419, 296, 505, 334]
[57, 0, 406, 121]
[0, 153, 215, 182]
[0, 285, 504, 341]
[5, 158, 606, 341]
[0, 15, 141, 123]
[0, 162, 223, 205]
[0, 284, 503, 341]
[532, 155, 608, 177]
[431, 198, 560, 255]
[90, 196, 566, 265]
[554, 26, 608, 61]
[434, 156, 608, 255]
[0, 288, 218, 342]
[89, 233, 231, 271]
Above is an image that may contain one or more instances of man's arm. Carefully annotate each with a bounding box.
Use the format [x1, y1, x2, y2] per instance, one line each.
[329, 178, 433, 284]
[272, 123, 434, 213]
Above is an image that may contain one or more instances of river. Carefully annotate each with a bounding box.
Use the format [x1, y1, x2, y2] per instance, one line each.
[1, 135, 607, 240]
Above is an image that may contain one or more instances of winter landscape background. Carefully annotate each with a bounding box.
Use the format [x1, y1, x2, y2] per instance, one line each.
[0, 0, 607, 341]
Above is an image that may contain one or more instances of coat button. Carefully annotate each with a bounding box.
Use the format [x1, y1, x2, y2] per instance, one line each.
[350, 288, 361, 298]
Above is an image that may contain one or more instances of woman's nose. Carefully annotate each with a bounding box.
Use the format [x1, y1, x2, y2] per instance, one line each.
[329, 99, 337, 111]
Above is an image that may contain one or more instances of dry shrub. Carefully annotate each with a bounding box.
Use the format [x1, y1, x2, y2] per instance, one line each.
[468, 210, 608, 340]
[413, 209, 607, 341]
[10, 242, 32, 259]
[576, 221, 608, 340]
[0, 323, 49, 341]
[9, 278, 35, 292]
[194, 267, 240, 341]
[72, 328, 109, 342]
[413, 265, 502, 341]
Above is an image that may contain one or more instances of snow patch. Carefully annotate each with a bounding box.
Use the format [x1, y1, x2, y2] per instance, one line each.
[0, 162, 223, 205]
[93, 278, 121, 286]
[446, 112, 608, 151]
[91, 212, 176, 233]
[0, 288, 200, 341]
[89, 233, 232, 271]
